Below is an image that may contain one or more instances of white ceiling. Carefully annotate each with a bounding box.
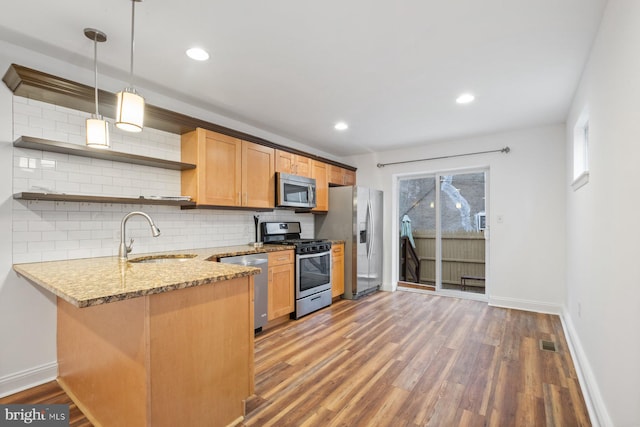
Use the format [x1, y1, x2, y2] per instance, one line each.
[0, 1, 607, 157]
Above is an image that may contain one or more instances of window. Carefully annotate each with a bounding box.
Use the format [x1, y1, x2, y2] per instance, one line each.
[572, 107, 590, 190]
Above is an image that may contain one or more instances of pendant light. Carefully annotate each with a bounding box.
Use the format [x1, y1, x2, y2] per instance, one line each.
[116, 0, 145, 132]
[84, 28, 110, 149]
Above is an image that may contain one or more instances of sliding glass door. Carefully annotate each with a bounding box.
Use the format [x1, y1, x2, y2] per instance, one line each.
[438, 172, 486, 294]
[398, 169, 487, 295]
[398, 175, 437, 287]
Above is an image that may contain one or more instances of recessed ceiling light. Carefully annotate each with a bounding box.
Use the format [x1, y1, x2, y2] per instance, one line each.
[186, 47, 210, 61]
[456, 93, 475, 104]
[334, 122, 349, 131]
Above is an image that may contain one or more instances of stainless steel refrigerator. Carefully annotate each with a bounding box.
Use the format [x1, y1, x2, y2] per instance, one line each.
[315, 186, 383, 299]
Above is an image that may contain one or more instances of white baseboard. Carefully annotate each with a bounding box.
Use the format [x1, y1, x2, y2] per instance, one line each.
[560, 308, 613, 427]
[488, 295, 562, 315]
[0, 362, 57, 398]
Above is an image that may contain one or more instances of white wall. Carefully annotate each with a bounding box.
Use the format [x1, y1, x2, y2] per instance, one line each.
[347, 124, 567, 313]
[0, 43, 58, 398]
[0, 40, 317, 396]
[564, 1, 640, 426]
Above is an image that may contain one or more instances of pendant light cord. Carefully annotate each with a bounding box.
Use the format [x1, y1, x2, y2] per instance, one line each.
[93, 34, 99, 116]
[129, 0, 136, 87]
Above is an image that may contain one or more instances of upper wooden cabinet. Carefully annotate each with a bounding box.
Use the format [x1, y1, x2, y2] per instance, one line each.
[181, 128, 274, 208]
[329, 165, 356, 187]
[311, 160, 329, 212]
[242, 142, 276, 208]
[275, 150, 312, 178]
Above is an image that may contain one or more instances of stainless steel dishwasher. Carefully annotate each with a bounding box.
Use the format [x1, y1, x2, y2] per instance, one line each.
[220, 253, 268, 333]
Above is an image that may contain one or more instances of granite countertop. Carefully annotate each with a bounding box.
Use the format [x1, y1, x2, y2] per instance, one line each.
[13, 244, 293, 308]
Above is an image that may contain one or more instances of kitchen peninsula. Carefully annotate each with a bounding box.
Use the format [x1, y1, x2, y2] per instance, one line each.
[13, 245, 290, 427]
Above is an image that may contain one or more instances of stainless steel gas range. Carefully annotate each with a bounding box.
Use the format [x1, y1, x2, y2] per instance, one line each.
[261, 222, 332, 319]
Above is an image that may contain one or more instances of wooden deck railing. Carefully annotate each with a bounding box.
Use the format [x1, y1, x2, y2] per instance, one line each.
[411, 231, 485, 287]
[399, 236, 421, 283]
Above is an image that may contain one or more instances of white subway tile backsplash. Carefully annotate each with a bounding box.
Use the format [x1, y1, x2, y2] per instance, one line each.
[14, 125, 42, 138]
[12, 96, 316, 263]
[14, 231, 42, 242]
[14, 102, 43, 118]
[43, 231, 69, 241]
[79, 183, 104, 194]
[13, 242, 28, 254]
[14, 253, 40, 264]
[28, 241, 55, 252]
[42, 129, 71, 142]
[42, 251, 69, 262]
[14, 112, 29, 125]
[91, 229, 115, 240]
[67, 230, 91, 240]
[29, 116, 56, 131]
[42, 108, 70, 123]
[29, 221, 56, 232]
[55, 121, 82, 136]
[55, 240, 80, 250]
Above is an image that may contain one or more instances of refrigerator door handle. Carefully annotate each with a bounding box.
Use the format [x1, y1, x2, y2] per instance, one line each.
[369, 199, 376, 260]
[366, 199, 374, 259]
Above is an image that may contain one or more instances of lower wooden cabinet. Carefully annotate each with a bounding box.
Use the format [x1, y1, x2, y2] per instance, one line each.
[268, 250, 295, 320]
[331, 243, 345, 298]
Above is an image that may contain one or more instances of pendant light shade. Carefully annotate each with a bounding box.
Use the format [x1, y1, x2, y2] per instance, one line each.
[116, 88, 144, 132]
[116, 0, 145, 132]
[86, 117, 110, 148]
[84, 28, 110, 149]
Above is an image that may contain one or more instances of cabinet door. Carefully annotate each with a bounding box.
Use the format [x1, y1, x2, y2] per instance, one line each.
[268, 263, 294, 320]
[293, 155, 312, 178]
[182, 129, 242, 206]
[329, 165, 356, 186]
[275, 150, 295, 175]
[329, 165, 344, 186]
[311, 160, 328, 212]
[242, 141, 275, 208]
[275, 150, 311, 177]
[343, 169, 356, 186]
[332, 243, 345, 298]
[205, 132, 242, 206]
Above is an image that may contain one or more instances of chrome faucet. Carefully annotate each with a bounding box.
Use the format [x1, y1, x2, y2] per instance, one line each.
[118, 211, 161, 260]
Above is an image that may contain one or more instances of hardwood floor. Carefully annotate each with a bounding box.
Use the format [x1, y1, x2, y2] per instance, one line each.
[0, 291, 590, 426]
[0, 380, 92, 427]
[244, 291, 590, 426]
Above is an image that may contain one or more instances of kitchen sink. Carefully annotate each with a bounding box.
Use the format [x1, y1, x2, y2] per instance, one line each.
[128, 254, 197, 263]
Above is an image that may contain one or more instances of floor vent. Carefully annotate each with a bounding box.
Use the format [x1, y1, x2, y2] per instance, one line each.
[539, 339, 557, 352]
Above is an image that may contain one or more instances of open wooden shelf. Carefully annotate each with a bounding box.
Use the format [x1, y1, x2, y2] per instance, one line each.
[14, 136, 196, 171]
[14, 192, 196, 207]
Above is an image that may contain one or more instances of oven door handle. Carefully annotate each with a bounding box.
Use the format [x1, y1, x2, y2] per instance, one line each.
[296, 250, 331, 260]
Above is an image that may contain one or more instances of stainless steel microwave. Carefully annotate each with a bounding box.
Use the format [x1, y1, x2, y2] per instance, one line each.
[276, 172, 316, 208]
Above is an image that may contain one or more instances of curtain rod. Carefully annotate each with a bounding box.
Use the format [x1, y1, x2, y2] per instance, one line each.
[376, 146, 510, 168]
